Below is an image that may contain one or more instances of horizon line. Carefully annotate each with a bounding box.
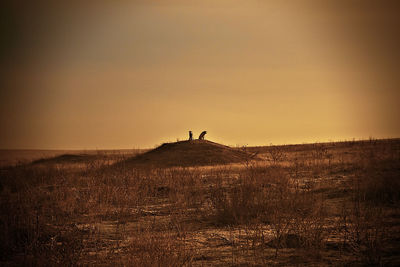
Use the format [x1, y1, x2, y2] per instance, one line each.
[1, 136, 399, 151]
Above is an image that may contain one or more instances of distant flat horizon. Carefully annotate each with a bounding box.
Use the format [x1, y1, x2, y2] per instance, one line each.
[1, 136, 398, 151]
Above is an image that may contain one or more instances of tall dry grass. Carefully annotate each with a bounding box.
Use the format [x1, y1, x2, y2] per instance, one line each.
[0, 139, 399, 265]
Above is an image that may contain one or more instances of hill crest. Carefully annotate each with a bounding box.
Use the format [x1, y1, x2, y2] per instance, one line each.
[121, 139, 255, 167]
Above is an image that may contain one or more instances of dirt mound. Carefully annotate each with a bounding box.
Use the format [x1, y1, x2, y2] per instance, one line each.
[32, 154, 101, 164]
[119, 140, 257, 167]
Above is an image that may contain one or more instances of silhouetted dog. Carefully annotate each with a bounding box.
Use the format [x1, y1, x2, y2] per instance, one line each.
[199, 131, 207, 140]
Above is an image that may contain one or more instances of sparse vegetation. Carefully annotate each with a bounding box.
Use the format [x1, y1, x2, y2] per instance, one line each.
[0, 138, 399, 265]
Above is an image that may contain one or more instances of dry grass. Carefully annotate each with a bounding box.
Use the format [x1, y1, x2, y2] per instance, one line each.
[0, 138, 399, 266]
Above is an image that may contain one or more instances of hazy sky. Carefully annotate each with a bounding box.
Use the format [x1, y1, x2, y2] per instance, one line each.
[1, 0, 399, 149]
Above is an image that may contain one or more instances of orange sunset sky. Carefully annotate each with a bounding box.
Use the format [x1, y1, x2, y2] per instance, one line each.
[1, 0, 399, 149]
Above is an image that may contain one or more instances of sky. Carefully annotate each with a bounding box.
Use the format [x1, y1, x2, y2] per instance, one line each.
[1, 0, 399, 149]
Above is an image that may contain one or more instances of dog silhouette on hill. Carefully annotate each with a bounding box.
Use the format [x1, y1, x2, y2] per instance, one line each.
[198, 131, 207, 140]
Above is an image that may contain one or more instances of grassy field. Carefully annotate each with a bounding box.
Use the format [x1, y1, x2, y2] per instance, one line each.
[1, 138, 399, 266]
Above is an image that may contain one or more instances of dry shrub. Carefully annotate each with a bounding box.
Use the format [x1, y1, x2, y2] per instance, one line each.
[208, 166, 290, 225]
[124, 229, 193, 266]
[353, 143, 400, 205]
[266, 145, 287, 164]
[361, 169, 400, 205]
[336, 142, 398, 265]
[0, 189, 85, 265]
[311, 144, 329, 165]
[208, 163, 328, 257]
[338, 202, 388, 266]
[267, 181, 327, 257]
